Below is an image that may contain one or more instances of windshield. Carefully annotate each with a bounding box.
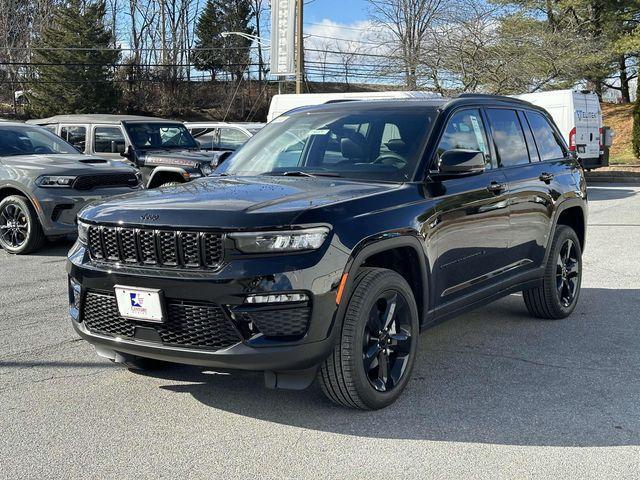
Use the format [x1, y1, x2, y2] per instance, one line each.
[216, 108, 435, 182]
[125, 122, 198, 150]
[0, 126, 78, 156]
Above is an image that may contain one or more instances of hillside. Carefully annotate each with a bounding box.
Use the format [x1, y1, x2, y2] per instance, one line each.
[603, 102, 636, 165]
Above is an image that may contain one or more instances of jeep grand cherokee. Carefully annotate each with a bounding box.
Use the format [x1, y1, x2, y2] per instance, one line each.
[68, 95, 587, 409]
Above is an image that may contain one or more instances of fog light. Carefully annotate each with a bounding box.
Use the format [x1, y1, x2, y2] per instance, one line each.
[245, 293, 308, 304]
[68, 277, 82, 321]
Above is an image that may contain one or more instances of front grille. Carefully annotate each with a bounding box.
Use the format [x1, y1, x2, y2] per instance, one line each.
[87, 225, 224, 269]
[73, 173, 139, 190]
[82, 291, 242, 351]
[235, 306, 310, 338]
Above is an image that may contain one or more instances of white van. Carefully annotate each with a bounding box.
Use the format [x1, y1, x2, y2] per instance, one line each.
[267, 91, 440, 123]
[514, 89, 611, 169]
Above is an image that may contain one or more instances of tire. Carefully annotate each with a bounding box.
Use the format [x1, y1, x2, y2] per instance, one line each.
[319, 267, 419, 410]
[0, 195, 45, 254]
[523, 225, 582, 319]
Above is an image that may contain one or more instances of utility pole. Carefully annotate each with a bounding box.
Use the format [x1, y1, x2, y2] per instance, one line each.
[295, 0, 304, 94]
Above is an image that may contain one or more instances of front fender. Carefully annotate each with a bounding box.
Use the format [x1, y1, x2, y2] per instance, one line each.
[146, 166, 193, 188]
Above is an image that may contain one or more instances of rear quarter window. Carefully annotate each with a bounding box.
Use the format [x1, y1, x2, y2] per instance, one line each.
[526, 111, 566, 161]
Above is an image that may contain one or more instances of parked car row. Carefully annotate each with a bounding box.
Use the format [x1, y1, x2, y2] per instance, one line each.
[0, 115, 264, 253]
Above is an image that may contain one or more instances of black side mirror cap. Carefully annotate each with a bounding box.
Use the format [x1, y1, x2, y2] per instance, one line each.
[429, 149, 486, 180]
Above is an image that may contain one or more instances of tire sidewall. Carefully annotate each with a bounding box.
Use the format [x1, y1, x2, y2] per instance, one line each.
[347, 270, 419, 409]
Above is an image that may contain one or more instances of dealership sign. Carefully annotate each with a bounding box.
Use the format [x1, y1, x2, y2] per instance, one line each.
[270, 0, 296, 76]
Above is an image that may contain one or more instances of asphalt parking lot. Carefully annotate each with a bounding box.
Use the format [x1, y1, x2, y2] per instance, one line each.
[1, 183, 639, 479]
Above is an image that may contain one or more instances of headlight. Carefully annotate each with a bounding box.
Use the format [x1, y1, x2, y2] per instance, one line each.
[77, 220, 90, 245]
[36, 175, 76, 187]
[230, 227, 329, 253]
[200, 163, 213, 176]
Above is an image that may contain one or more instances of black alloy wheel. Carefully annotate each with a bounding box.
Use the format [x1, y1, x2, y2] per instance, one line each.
[319, 267, 419, 410]
[362, 291, 414, 392]
[556, 238, 580, 307]
[523, 225, 582, 319]
[0, 202, 28, 249]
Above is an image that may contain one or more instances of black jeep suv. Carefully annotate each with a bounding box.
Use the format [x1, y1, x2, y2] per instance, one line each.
[68, 95, 587, 410]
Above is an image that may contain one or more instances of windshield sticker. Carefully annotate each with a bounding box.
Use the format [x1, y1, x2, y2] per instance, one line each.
[308, 129, 330, 136]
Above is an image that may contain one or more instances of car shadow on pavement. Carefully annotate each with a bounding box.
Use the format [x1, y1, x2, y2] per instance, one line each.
[140, 287, 640, 447]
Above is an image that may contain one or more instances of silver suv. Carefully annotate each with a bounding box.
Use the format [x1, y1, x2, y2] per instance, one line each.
[0, 122, 141, 254]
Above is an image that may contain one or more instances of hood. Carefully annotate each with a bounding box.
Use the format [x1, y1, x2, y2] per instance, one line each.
[141, 149, 216, 167]
[0, 154, 136, 175]
[79, 175, 400, 229]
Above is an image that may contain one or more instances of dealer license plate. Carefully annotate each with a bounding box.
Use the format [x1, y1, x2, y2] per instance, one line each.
[115, 285, 164, 323]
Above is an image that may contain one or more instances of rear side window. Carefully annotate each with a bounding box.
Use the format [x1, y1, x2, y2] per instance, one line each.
[190, 127, 218, 149]
[437, 109, 490, 160]
[94, 126, 125, 153]
[486, 109, 529, 167]
[60, 126, 86, 152]
[219, 128, 249, 150]
[526, 111, 566, 161]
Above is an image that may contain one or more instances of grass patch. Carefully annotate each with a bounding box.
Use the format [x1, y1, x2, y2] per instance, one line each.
[602, 102, 637, 165]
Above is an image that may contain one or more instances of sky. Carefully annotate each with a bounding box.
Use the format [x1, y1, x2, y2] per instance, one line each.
[305, 0, 369, 25]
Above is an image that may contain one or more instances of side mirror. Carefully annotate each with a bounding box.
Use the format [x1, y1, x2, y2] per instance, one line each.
[431, 149, 486, 179]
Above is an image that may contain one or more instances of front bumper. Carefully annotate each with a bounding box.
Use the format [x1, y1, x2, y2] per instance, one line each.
[67, 241, 346, 372]
[35, 186, 143, 237]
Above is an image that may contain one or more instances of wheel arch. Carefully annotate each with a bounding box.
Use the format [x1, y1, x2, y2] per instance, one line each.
[543, 199, 587, 265]
[146, 167, 188, 189]
[0, 184, 44, 223]
[340, 234, 430, 326]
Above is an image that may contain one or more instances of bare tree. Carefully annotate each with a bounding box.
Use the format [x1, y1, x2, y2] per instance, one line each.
[367, 0, 448, 89]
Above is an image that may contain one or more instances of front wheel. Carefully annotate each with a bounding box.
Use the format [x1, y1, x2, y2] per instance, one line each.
[0, 195, 45, 254]
[523, 225, 582, 319]
[319, 267, 419, 410]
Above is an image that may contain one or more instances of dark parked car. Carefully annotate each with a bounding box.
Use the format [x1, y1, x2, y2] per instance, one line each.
[68, 96, 587, 409]
[27, 115, 218, 188]
[0, 123, 141, 254]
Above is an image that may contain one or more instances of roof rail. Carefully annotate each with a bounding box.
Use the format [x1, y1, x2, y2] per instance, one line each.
[457, 92, 531, 105]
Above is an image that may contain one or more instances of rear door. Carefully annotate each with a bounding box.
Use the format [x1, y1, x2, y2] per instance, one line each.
[488, 108, 559, 270]
[429, 108, 511, 303]
[584, 93, 602, 160]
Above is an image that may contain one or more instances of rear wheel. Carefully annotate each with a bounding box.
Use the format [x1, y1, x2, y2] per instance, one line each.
[0, 195, 45, 254]
[319, 267, 419, 410]
[523, 225, 582, 319]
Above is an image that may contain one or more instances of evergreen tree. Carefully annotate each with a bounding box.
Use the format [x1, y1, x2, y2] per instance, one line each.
[27, 0, 120, 117]
[193, 0, 226, 81]
[193, 0, 255, 82]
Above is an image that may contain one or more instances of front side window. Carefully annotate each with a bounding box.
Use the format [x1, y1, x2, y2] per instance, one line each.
[125, 123, 198, 150]
[217, 107, 435, 182]
[219, 128, 250, 150]
[486, 109, 530, 167]
[0, 126, 79, 156]
[526, 111, 566, 161]
[94, 126, 126, 153]
[437, 109, 490, 162]
[60, 125, 86, 151]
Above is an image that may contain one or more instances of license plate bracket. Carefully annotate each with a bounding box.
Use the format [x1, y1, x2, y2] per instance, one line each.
[115, 285, 165, 323]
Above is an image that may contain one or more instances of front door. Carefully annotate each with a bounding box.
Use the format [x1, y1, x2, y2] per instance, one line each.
[428, 108, 511, 304]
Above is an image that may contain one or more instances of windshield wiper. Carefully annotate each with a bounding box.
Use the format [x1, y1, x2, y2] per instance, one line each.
[280, 171, 342, 178]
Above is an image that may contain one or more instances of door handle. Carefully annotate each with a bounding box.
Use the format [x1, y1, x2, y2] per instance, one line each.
[487, 181, 506, 194]
[539, 172, 554, 183]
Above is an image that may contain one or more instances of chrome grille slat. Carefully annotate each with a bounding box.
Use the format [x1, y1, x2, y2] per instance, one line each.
[87, 226, 223, 269]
